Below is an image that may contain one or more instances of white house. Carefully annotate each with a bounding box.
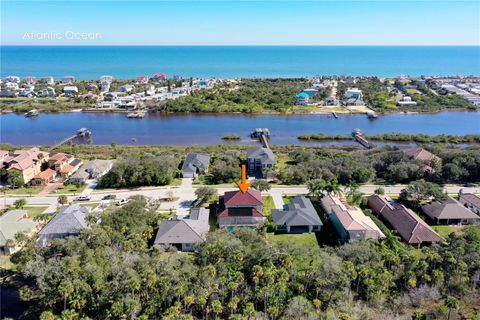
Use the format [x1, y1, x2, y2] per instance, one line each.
[62, 76, 76, 84]
[63, 86, 79, 97]
[397, 96, 417, 107]
[344, 88, 363, 100]
[5, 82, 19, 91]
[5, 76, 20, 83]
[41, 76, 55, 85]
[120, 84, 135, 93]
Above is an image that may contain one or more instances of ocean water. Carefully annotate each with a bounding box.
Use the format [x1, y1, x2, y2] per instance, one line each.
[1, 46, 479, 79]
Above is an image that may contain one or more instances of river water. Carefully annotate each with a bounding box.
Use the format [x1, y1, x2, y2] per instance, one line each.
[1, 111, 479, 146]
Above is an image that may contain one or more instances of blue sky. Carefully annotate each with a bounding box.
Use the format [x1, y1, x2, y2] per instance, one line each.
[2, 1, 479, 45]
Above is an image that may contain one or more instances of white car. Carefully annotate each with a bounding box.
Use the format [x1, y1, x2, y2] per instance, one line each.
[116, 199, 129, 206]
[76, 195, 91, 201]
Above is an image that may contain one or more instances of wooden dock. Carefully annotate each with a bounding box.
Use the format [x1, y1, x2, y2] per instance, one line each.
[351, 128, 375, 149]
[50, 128, 91, 150]
[251, 128, 271, 149]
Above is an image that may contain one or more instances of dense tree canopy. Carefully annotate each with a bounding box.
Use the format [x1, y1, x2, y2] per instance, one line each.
[10, 197, 480, 319]
[98, 154, 179, 188]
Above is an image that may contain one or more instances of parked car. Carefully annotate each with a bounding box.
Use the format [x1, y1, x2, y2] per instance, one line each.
[76, 195, 91, 201]
[102, 194, 117, 200]
[116, 199, 129, 206]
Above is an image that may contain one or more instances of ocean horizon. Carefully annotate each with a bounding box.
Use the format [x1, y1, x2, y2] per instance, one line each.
[1, 45, 479, 79]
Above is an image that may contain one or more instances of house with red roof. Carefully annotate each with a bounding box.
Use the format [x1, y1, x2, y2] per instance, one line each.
[153, 73, 167, 82]
[136, 75, 149, 84]
[218, 189, 265, 231]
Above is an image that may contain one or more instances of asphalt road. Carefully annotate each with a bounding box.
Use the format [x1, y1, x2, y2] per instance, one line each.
[2, 181, 479, 212]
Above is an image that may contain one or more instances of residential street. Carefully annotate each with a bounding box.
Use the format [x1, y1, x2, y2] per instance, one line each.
[3, 181, 479, 213]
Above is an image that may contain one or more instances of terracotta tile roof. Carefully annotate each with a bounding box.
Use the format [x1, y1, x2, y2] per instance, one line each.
[368, 194, 442, 245]
[322, 195, 383, 239]
[34, 168, 56, 180]
[59, 164, 75, 174]
[223, 189, 263, 207]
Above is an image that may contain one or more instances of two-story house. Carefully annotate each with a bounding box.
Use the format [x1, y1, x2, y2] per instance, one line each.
[218, 189, 265, 231]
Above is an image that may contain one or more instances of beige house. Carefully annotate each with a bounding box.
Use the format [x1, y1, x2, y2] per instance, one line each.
[1, 148, 49, 184]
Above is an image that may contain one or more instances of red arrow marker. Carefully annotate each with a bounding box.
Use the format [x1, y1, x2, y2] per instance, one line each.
[236, 163, 251, 193]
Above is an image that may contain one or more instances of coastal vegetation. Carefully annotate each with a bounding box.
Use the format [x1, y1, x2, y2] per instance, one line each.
[7, 196, 480, 319]
[160, 78, 310, 113]
[2, 142, 478, 187]
[97, 153, 178, 188]
[357, 78, 475, 112]
[298, 133, 480, 144]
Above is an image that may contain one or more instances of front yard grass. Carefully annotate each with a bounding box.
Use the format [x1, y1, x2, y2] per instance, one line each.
[262, 196, 275, 221]
[1, 186, 43, 196]
[433, 225, 466, 238]
[54, 184, 87, 195]
[23, 206, 49, 219]
[266, 232, 319, 247]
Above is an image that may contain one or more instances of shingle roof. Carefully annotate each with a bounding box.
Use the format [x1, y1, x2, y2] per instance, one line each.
[401, 147, 438, 162]
[38, 204, 90, 236]
[367, 195, 442, 245]
[83, 159, 114, 175]
[322, 195, 384, 239]
[460, 193, 480, 209]
[223, 189, 263, 207]
[272, 196, 323, 227]
[247, 147, 276, 165]
[422, 197, 480, 221]
[0, 210, 40, 246]
[181, 153, 210, 175]
[154, 207, 210, 245]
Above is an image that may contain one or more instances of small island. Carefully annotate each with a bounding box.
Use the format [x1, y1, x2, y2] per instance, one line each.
[221, 134, 241, 140]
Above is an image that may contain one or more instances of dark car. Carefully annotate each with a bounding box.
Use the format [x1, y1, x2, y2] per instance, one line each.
[102, 194, 117, 200]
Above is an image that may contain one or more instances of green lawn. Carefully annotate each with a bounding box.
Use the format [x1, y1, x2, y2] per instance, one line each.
[266, 232, 319, 247]
[54, 184, 87, 195]
[2, 186, 43, 196]
[433, 225, 466, 238]
[23, 206, 49, 219]
[282, 196, 293, 205]
[262, 196, 275, 221]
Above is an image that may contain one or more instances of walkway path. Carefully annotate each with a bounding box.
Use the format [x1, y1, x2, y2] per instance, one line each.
[270, 191, 285, 209]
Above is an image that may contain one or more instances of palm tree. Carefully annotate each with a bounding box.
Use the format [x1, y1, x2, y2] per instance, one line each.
[307, 179, 326, 200]
[445, 296, 459, 320]
[325, 179, 342, 197]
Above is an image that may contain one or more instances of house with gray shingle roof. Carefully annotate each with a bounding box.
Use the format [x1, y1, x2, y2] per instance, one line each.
[247, 147, 276, 178]
[367, 194, 442, 247]
[272, 196, 322, 233]
[459, 193, 480, 215]
[181, 153, 210, 178]
[37, 204, 92, 247]
[422, 196, 480, 225]
[70, 159, 114, 184]
[0, 210, 41, 255]
[154, 207, 210, 251]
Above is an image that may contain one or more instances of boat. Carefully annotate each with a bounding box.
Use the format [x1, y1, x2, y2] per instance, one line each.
[127, 111, 146, 118]
[367, 111, 378, 119]
[24, 109, 39, 117]
[332, 112, 338, 118]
